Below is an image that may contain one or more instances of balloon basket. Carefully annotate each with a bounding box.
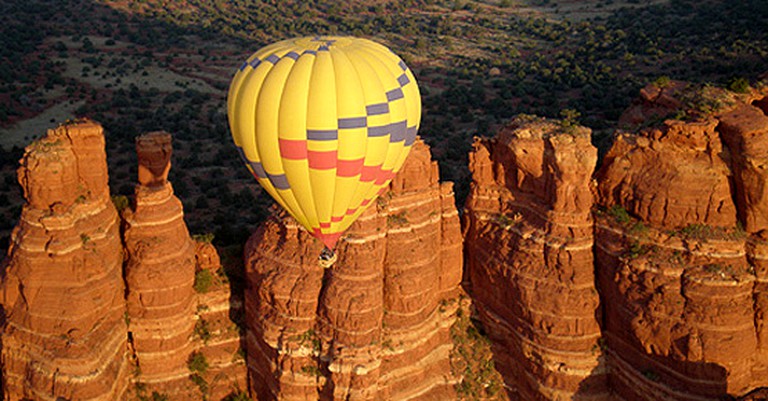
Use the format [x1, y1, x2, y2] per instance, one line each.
[318, 247, 337, 269]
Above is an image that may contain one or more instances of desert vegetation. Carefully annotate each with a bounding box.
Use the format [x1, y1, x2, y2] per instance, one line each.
[1, 0, 766, 252]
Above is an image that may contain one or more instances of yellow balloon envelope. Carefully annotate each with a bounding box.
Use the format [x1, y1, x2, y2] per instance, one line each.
[227, 36, 421, 249]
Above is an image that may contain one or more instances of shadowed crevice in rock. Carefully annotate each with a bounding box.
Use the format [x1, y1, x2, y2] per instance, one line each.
[752, 97, 768, 116]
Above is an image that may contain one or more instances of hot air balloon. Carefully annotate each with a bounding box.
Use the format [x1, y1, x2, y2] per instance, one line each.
[227, 36, 421, 258]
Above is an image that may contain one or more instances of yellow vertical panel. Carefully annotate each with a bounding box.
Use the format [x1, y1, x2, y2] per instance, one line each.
[359, 41, 422, 133]
[314, 169, 337, 234]
[330, 48, 367, 159]
[256, 55, 310, 228]
[329, 176, 358, 233]
[279, 54, 312, 140]
[347, 135, 388, 216]
[335, 128, 365, 159]
[345, 50, 390, 168]
[402, 67, 422, 130]
[352, 46, 408, 174]
[279, 52, 319, 229]
[231, 62, 274, 158]
[355, 43, 421, 182]
[306, 50, 338, 228]
[306, 51, 338, 131]
[227, 41, 289, 118]
[356, 44, 411, 123]
[328, 44, 369, 229]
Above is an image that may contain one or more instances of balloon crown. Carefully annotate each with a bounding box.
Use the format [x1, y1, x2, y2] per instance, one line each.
[227, 36, 421, 249]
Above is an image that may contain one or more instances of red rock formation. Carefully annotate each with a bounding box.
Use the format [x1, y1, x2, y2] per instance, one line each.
[122, 132, 247, 399]
[122, 131, 199, 398]
[0, 123, 247, 400]
[191, 241, 249, 401]
[243, 138, 462, 401]
[1, 120, 131, 400]
[463, 116, 608, 400]
[618, 80, 687, 127]
[597, 118, 737, 229]
[595, 83, 768, 400]
[718, 101, 768, 233]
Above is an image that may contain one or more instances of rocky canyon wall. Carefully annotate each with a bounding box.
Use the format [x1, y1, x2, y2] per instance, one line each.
[0, 121, 245, 400]
[4, 82, 768, 401]
[243, 138, 463, 401]
[462, 116, 608, 400]
[463, 83, 768, 401]
[1, 122, 131, 400]
[594, 83, 768, 400]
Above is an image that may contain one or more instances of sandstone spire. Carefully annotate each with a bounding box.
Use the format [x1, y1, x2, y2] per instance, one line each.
[121, 131, 199, 397]
[243, 138, 463, 401]
[463, 116, 609, 400]
[1, 120, 131, 400]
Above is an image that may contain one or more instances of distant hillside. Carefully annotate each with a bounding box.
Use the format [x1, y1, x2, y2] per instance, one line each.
[1, 0, 767, 252]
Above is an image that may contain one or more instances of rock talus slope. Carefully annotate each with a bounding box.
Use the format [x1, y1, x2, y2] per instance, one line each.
[463, 116, 608, 400]
[1, 121, 131, 400]
[243, 138, 463, 401]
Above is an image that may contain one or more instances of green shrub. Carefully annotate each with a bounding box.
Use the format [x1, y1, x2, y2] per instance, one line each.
[728, 77, 751, 93]
[111, 195, 130, 212]
[194, 269, 214, 293]
[192, 232, 215, 243]
[653, 75, 671, 88]
[609, 205, 631, 225]
[194, 319, 211, 343]
[187, 352, 208, 374]
[386, 211, 408, 226]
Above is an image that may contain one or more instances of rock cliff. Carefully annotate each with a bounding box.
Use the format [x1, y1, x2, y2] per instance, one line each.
[4, 81, 768, 401]
[594, 83, 768, 400]
[1, 121, 131, 400]
[243, 138, 463, 401]
[464, 82, 768, 400]
[0, 122, 246, 400]
[463, 116, 608, 400]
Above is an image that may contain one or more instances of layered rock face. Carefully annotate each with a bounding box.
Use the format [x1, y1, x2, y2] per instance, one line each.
[190, 240, 249, 401]
[1, 122, 246, 400]
[243, 138, 463, 401]
[594, 83, 768, 399]
[463, 116, 608, 400]
[123, 132, 247, 399]
[463, 84, 768, 401]
[122, 132, 199, 397]
[1, 121, 131, 400]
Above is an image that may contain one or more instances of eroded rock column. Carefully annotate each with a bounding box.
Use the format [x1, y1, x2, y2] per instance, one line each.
[243, 138, 462, 401]
[463, 116, 608, 400]
[122, 132, 198, 398]
[1, 121, 130, 400]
